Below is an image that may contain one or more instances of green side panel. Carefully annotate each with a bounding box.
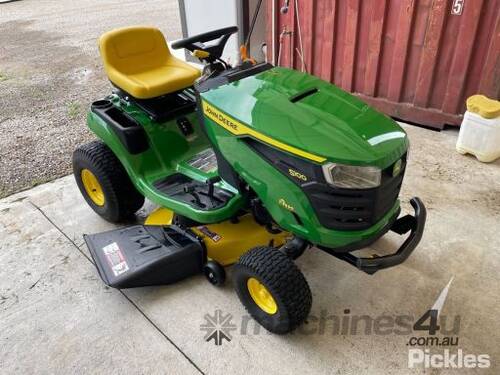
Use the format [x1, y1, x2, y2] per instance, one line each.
[199, 111, 400, 247]
[201, 67, 409, 169]
[200, 67, 407, 247]
[87, 94, 244, 223]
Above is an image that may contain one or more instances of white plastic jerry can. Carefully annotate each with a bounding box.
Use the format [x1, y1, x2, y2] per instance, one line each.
[456, 95, 500, 163]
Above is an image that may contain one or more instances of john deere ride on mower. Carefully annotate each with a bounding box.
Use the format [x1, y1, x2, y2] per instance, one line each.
[73, 25, 426, 334]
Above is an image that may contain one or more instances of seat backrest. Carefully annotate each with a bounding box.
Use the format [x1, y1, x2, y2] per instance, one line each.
[99, 26, 172, 76]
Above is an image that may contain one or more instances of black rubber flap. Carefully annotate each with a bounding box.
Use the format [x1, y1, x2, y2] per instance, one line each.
[84, 225, 205, 288]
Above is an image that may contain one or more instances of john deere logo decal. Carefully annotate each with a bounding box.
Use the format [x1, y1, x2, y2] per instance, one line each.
[203, 103, 239, 131]
[393, 159, 402, 177]
[201, 100, 327, 163]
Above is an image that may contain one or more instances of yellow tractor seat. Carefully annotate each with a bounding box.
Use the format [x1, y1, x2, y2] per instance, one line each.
[99, 26, 201, 99]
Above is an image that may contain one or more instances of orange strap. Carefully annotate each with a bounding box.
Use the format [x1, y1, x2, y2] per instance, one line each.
[240, 45, 257, 65]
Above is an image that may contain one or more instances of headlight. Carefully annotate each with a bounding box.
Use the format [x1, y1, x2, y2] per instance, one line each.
[322, 163, 381, 189]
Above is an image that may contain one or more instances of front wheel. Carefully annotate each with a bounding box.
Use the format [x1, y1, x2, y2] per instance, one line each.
[233, 246, 312, 334]
[73, 141, 145, 222]
[203, 260, 226, 286]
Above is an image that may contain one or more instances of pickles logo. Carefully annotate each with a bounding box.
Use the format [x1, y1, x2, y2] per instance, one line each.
[288, 168, 307, 182]
[278, 198, 295, 212]
[203, 102, 239, 131]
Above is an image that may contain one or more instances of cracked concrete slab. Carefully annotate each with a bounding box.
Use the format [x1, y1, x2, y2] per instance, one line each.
[2, 124, 499, 374]
[0, 199, 201, 375]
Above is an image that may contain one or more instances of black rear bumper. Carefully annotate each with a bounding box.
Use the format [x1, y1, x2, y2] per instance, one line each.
[322, 197, 426, 275]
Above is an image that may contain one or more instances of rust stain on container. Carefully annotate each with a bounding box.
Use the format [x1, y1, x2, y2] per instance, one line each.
[267, 0, 500, 128]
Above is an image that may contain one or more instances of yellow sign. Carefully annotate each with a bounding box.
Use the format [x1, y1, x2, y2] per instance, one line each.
[288, 168, 307, 181]
[278, 198, 295, 212]
[392, 159, 402, 177]
[202, 101, 326, 163]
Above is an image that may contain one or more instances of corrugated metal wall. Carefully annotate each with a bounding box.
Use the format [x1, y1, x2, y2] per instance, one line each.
[266, 0, 500, 128]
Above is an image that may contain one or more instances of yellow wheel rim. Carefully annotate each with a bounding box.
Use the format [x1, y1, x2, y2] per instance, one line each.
[247, 277, 278, 315]
[81, 169, 105, 206]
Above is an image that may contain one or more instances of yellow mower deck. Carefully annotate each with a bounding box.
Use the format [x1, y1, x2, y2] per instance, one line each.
[145, 208, 289, 266]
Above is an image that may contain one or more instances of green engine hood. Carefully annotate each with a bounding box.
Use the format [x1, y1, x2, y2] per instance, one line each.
[201, 67, 408, 168]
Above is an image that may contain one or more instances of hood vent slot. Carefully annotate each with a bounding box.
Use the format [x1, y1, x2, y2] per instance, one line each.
[290, 88, 318, 103]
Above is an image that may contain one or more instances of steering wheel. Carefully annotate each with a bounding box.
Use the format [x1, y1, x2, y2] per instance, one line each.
[171, 26, 238, 61]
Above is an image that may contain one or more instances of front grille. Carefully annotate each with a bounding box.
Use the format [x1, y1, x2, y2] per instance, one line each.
[245, 137, 406, 231]
[303, 161, 405, 230]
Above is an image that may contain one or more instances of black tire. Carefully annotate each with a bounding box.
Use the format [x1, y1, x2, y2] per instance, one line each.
[233, 246, 312, 334]
[203, 260, 226, 286]
[73, 140, 145, 222]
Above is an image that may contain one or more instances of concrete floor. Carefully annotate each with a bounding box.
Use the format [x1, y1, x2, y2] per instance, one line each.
[1, 124, 499, 374]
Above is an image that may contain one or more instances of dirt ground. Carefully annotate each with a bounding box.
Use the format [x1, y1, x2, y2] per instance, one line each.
[0, 0, 182, 198]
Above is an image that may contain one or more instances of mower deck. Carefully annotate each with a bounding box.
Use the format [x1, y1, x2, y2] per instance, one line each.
[86, 210, 289, 288]
[84, 225, 205, 288]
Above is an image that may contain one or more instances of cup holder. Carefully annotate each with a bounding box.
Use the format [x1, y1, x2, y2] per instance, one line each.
[91, 100, 113, 110]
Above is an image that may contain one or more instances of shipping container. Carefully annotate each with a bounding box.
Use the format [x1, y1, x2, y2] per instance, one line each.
[266, 0, 500, 128]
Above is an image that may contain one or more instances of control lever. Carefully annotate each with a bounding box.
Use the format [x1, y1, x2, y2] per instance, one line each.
[206, 176, 222, 199]
[183, 185, 204, 208]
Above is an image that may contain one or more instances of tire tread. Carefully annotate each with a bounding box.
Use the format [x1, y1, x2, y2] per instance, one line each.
[73, 140, 144, 222]
[235, 246, 312, 333]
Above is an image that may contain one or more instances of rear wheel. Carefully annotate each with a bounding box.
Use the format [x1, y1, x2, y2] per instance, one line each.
[233, 246, 312, 334]
[73, 140, 144, 222]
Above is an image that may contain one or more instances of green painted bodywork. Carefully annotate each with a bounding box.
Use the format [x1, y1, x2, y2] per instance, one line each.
[200, 67, 407, 247]
[87, 94, 245, 223]
[87, 66, 408, 249]
[201, 67, 408, 168]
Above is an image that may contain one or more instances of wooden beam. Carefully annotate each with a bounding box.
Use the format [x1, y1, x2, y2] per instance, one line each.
[320, 0, 337, 81]
[413, 0, 447, 107]
[357, 94, 462, 129]
[478, 10, 500, 98]
[442, 0, 484, 114]
[364, 0, 387, 96]
[300, 0, 315, 73]
[341, 0, 360, 91]
[387, 0, 416, 102]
